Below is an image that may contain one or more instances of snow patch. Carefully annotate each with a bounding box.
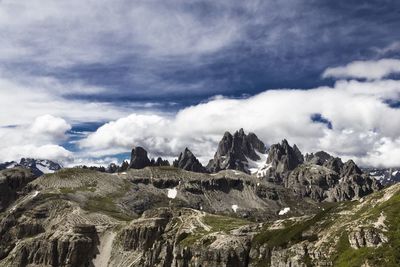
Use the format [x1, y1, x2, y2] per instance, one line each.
[392, 170, 399, 176]
[6, 162, 17, 169]
[231, 204, 238, 212]
[167, 188, 178, 199]
[247, 151, 269, 175]
[36, 163, 55, 174]
[372, 174, 385, 180]
[278, 207, 290, 215]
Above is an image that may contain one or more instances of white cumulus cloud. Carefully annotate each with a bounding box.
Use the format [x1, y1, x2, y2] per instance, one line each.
[322, 58, 400, 80]
[79, 76, 400, 168]
[30, 114, 71, 138]
[0, 115, 73, 163]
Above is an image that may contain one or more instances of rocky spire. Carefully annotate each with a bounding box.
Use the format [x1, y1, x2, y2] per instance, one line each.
[266, 139, 304, 173]
[207, 128, 266, 173]
[129, 147, 151, 169]
[341, 159, 362, 177]
[173, 148, 207, 173]
[151, 157, 170, 167]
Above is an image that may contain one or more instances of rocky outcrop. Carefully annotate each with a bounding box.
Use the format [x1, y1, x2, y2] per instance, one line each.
[173, 148, 207, 173]
[114, 208, 253, 267]
[0, 168, 36, 211]
[348, 228, 388, 249]
[327, 172, 381, 201]
[120, 210, 171, 251]
[11, 226, 99, 267]
[130, 147, 152, 169]
[207, 129, 266, 173]
[285, 164, 340, 201]
[285, 155, 381, 202]
[261, 145, 382, 202]
[129, 147, 170, 169]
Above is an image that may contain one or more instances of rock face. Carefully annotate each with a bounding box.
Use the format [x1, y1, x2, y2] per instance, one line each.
[130, 147, 152, 169]
[256, 140, 381, 202]
[262, 139, 304, 182]
[0, 167, 36, 211]
[10, 227, 99, 267]
[207, 129, 266, 173]
[129, 147, 170, 169]
[348, 228, 388, 249]
[173, 148, 207, 173]
[113, 208, 253, 267]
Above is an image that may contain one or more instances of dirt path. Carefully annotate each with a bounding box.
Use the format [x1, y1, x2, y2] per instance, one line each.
[93, 231, 116, 267]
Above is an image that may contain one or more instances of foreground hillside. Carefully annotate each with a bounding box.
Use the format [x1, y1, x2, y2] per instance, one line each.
[0, 166, 398, 267]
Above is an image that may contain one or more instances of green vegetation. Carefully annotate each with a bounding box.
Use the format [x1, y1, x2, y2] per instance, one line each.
[333, 191, 400, 267]
[83, 180, 133, 221]
[84, 195, 132, 221]
[59, 186, 96, 194]
[51, 168, 93, 179]
[203, 214, 249, 233]
[253, 206, 333, 248]
[179, 214, 250, 246]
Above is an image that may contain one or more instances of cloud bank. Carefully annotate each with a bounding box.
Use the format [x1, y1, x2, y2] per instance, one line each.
[323, 59, 400, 80]
[79, 66, 400, 168]
[0, 115, 72, 163]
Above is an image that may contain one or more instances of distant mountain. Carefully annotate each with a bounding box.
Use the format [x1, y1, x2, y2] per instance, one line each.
[129, 146, 170, 169]
[0, 158, 62, 177]
[206, 128, 266, 173]
[255, 140, 381, 202]
[173, 147, 207, 173]
[363, 167, 400, 185]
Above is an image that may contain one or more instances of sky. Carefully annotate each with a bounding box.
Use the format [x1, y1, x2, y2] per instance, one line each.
[1, 0, 400, 168]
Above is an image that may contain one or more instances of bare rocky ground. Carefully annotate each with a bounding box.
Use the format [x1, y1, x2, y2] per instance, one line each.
[0, 167, 399, 267]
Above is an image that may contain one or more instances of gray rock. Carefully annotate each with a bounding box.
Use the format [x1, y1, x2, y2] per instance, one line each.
[207, 129, 266, 173]
[348, 228, 388, 248]
[130, 147, 152, 169]
[173, 148, 207, 173]
[263, 139, 304, 183]
[0, 167, 36, 211]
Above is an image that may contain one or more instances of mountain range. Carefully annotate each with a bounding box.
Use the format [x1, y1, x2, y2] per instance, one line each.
[0, 129, 398, 267]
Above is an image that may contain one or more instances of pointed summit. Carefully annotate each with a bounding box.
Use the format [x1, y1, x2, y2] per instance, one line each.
[263, 139, 304, 182]
[173, 148, 207, 173]
[207, 129, 266, 173]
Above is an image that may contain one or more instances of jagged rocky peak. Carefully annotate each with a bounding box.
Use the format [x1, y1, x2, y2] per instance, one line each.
[129, 147, 170, 169]
[285, 149, 381, 202]
[173, 147, 207, 173]
[0, 158, 62, 177]
[207, 128, 266, 173]
[305, 151, 344, 174]
[341, 159, 362, 177]
[305, 151, 333, 164]
[263, 139, 304, 180]
[129, 146, 151, 169]
[151, 157, 170, 166]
